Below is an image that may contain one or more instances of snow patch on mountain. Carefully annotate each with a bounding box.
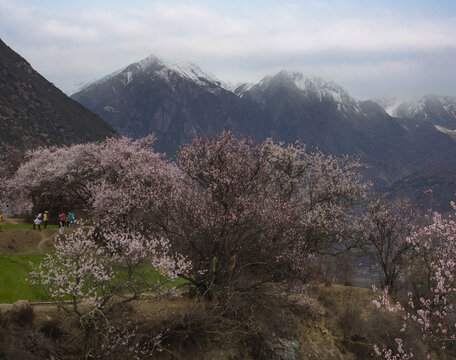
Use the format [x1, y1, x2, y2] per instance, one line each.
[234, 83, 255, 97]
[376, 96, 456, 121]
[126, 54, 230, 93]
[78, 54, 227, 94]
[256, 70, 362, 113]
[376, 98, 410, 117]
[435, 125, 456, 140]
[375, 97, 428, 118]
[441, 97, 456, 113]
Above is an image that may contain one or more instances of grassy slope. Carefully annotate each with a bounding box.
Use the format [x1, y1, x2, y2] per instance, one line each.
[0, 219, 59, 303]
[0, 219, 185, 303]
[0, 254, 49, 302]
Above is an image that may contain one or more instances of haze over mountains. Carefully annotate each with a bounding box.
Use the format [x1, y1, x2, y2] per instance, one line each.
[2, 37, 456, 210]
[71, 54, 456, 208]
[0, 39, 115, 148]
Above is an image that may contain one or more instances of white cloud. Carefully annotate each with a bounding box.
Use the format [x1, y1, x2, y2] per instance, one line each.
[42, 20, 99, 41]
[0, 0, 455, 97]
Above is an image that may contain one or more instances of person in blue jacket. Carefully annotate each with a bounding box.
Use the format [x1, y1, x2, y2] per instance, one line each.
[68, 211, 75, 226]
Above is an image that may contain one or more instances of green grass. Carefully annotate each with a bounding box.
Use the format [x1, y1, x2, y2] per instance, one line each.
[0, 255, 50, 303]
[121, 263, 189, 289]
[1, 223, 59, 230]
[0, 255, 187, 303]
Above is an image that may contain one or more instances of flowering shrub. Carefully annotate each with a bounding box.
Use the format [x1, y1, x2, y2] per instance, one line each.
[30, 226, 188, 316]
[373, 205, 456, 359]
[2, 132, 377, 357]
[171, 132, 369, 298]
[363, 197, 417, 289]
[264, 138, 370, 255]
[5, 132, 371, 301]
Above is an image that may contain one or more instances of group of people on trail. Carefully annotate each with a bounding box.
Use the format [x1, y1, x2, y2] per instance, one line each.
[33, 211, 49, 231]
[33, 211, 76, 231]
[58, 211, 75, 228]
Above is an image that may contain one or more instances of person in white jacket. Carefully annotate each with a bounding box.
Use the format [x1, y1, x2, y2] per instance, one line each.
[33, 213, 42, 231]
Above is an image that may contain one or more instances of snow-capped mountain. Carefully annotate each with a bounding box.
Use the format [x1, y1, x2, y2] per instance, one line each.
[71, 54, 265, 154]
[375, 95, 456, 131]
[80, 54, 226, 94]
[71, 56, 456, 201]
[234, 70, 408, 157]
[242, 70, 362, 114]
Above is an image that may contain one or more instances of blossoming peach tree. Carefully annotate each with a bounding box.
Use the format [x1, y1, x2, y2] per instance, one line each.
[170, 132, 370, 299]
[363, 197, 418, 289]
[373, 205, 456, 359]
[2, 132, 371, 356]
[16, 136, 190, 310]
[10, 137, 191, 357]
[4, 132, 370, 300]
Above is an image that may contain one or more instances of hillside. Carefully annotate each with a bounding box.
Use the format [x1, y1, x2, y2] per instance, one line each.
[0, 39, 116, 149]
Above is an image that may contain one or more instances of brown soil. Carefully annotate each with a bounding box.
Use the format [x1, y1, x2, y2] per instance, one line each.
[0, 228, 58, 255]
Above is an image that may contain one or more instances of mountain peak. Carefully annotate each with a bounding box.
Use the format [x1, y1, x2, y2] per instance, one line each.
[374, 95, 456, 130]
[248, 70, 360, 113]
[78, 54, 225, 94]
[136, 54, 222, 86]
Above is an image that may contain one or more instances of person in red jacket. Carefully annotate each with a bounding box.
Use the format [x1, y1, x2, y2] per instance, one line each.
[59, 212, 66, 228]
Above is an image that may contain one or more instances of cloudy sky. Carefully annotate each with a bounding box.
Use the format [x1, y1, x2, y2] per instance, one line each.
[1, 0, 455, 99]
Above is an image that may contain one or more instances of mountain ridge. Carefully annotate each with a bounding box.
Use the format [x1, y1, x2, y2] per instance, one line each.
[71, 54, 456, 206]
[0, 38, 116, 149]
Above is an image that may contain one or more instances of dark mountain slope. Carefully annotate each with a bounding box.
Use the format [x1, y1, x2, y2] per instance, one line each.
[0, 39, 115, 148]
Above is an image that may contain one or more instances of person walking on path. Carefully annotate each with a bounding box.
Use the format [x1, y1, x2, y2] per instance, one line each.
[68, 211, 75, 226]
[33, 213, 43, 231]
[4, 205, 10, 218]
[59, 212, 66, 228]
[43, 211, 49, 229]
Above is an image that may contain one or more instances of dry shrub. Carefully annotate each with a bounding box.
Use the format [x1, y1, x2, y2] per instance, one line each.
[352, 307, 426, 359]
[287, 284, 325, 321]
[0, 311, 53, 360]
[338, 298, 363, 341]
[5, 300, 35, 326]
[308, 253, 355, 288]
[100, 287, 304, 360]
[40, 318, 64, 340]
[0, 309, 84, 360]
[222, 289, 301, 360]
[91, 301, 218, 359]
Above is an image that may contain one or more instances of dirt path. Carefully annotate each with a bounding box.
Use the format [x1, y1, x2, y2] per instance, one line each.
[37, 231, 48, 252]
[0, 222, 58, 255]
[37, 229, 59, 253]
[3, 217, 22, 225]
